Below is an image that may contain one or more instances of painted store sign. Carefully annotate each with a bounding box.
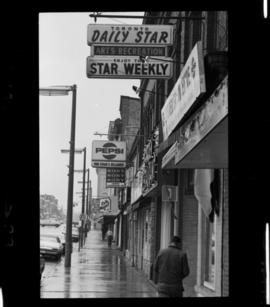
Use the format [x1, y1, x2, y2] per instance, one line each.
[86, 56, 173, 79]
[161, 41, 206, 141]
[174, 75, 228, 166]
[87, 24, 174, 46]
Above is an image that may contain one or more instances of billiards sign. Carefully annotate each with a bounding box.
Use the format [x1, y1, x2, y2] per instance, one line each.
[91, 140, 126, 168]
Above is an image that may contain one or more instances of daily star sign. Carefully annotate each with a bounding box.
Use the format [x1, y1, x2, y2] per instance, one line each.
[87, 24, 174, 46]
[91, 140, 126, 168]
[87, 24, 174, 79]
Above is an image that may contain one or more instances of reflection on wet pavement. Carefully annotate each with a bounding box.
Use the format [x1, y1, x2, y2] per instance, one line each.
[40, 230, 157, 298]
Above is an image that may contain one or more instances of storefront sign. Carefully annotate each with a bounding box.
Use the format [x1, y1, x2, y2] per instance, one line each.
[174, 75, 228, 165]
[161, 141, 178, 169]
[91, 45, 167, 57]
[161, 41, 206, 141]
[99, 198, 111, 212]
[92, 140, 126, 168]
[86, 56, 173, 79]
[87, 24, 174, 46]
[106, 168, 126, 188]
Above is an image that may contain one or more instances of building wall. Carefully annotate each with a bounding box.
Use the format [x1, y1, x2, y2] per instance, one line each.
[142, 204, 152, 277]
[178, 169, 198, 297]
[119, 96, 141, 155]
[117, 11, 228, 297]
[222, 168, 229, 296]
[149, 199, 157, 281]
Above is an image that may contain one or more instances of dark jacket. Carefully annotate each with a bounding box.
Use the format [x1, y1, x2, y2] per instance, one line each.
[154, 244, 189, 289]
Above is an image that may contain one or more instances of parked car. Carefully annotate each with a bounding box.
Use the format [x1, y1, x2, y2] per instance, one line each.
[40, 233, 63, 260]
[61, 225, 79, 243]
[59, 232, 66, 254]
[40, 226, 65, 254]
[40, 254, 45, 280]
[71, 226, 79, 242]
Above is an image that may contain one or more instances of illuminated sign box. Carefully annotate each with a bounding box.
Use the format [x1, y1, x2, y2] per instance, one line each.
[87, 24, 174, 46]
[91, 45, 167, 57]
[161, 41, 206, 141]
[86, 56, 173, 79]
[91, 140, 126, 168]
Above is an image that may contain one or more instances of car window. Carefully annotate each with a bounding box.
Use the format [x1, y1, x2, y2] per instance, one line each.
[41, 235, 60, 243]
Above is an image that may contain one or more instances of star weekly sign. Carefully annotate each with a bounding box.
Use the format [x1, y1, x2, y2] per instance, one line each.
[86, 24, 174, 79]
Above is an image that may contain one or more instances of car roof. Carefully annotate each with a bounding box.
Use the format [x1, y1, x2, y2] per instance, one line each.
[40, 233, 60, 238]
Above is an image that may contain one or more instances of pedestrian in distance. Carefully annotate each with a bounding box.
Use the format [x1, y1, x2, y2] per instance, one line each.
[101, 224, 106, 241]
[154, 236, 190, 297]
[106, 229, 113, 248]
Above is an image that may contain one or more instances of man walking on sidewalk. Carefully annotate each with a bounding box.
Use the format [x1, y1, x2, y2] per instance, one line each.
[106, 228, 113, 248]
[154, 236, 189, 297]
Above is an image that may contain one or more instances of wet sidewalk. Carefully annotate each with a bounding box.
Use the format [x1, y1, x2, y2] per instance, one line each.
[40, 229, 158, 298]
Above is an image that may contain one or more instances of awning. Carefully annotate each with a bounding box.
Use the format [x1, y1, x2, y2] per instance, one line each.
[162, 75, 228, 169]
[142, 183, 158, 198]
[131, 195, 144, 210]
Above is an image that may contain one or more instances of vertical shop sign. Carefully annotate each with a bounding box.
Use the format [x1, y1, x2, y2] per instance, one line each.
[161, 41, 206, 141]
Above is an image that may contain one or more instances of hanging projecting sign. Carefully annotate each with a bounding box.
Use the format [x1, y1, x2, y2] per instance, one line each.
[87, 24, 174, 46]
[161, 41, 206, 141]
[91, 140, 126, 168]
[91, 45, 167, 57]
[86, 56, 173, 79]
[106, 168, 126, 188]
[99, 198, 111, 212]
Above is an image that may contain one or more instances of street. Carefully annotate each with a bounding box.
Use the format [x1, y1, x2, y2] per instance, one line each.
[40, 229, 157, 298]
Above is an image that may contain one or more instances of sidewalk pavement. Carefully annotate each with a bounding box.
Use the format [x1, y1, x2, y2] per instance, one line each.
[40, 229, 158, 298]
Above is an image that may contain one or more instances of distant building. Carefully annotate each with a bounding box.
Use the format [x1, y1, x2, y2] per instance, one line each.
[40, 194, 58, 219]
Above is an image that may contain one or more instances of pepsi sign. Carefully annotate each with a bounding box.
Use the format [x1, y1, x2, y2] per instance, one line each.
[91, 140, 126, 168]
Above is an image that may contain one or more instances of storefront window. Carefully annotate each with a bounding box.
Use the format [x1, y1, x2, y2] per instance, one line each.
[203, 215, 216, 289]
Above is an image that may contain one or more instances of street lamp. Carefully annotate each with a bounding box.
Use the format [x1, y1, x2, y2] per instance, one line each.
[40, 84, 77, 268]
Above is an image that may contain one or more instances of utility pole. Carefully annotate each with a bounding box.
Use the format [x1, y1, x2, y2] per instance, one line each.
[80, 147, 86, 248]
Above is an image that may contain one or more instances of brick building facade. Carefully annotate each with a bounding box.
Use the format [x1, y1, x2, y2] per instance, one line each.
[110, 11, 228, 297]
